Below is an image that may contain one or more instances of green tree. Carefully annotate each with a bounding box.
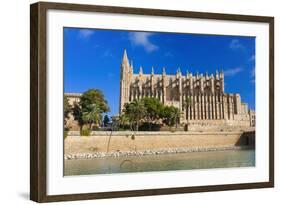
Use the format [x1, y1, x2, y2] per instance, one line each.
[161, 105, 180, 130]
[80, 89, 110, 113]
[123, 99, 146, 131]
[82, 103, 101, 129]
[72, 102, 84, 131]
[111, 115, 119, 127]
[118, 114, 130, 130]
[63, 96, 71, 128]
[73, 89, 110, 131]
[183, 97, 192, 123]
[103, 115, 110, 127]
[173, 106, 181, 128]
[141, 97, 163, 130]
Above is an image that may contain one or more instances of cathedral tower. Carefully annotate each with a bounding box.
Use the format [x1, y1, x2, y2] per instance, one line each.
[119, 49, 133, 113]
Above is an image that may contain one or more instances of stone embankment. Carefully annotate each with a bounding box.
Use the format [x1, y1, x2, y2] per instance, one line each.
[64, 131, 255, 160]
[64, 146, 251, 160]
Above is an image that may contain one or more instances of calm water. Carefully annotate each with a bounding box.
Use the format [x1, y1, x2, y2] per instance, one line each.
[64, 149, 255, 176]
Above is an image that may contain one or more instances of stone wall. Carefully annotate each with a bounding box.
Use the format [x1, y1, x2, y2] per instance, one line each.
[187, 119, 253, 131]
[64, 131, 255, 155]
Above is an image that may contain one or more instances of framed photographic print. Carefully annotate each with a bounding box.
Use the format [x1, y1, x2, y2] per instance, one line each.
[30, 1, 274, 202]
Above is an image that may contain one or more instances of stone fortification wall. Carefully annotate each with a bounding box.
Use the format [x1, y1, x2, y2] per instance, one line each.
[64, 131, 254, 155]
[187, 119, 252, 131]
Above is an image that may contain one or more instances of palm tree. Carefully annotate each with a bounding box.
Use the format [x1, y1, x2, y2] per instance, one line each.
[141, 97, 163, 131]
[118, 114, 130, 129]
[63, 96, 71, 129]
[183, 97, 192, 127]
[161, 105, 180, 130]
[72, 103, 84, 132]
[124, 99, 146, 131]
[82, 103, 101, 129]
[173, 107, 181, 129]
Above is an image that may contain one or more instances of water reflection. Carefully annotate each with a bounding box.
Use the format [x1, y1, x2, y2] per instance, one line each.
[64, 149, 255, 176]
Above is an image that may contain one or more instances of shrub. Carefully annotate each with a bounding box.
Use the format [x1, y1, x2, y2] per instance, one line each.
[80, 129, 91, 136]
[139, 122, 161, 131]
[131, 134, 135, 140]
[91, 125, 100, 131]
[64, 130, 68, 139]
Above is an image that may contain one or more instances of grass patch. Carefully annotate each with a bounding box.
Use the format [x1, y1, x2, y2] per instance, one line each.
[80, 129, 91, 136]
[64, 130, 68, 139]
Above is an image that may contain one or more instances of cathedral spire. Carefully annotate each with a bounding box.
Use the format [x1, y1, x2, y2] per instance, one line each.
[139, 66, 143, 75]
[216, 69, 219, 79]
[130, 60, 133, 74]
[220, 69, 224, 78]
[177, 67, 181, 78]
[122, 49, 129, 65]
[121, 49, 130, 80]
[162, 67, 166, 75]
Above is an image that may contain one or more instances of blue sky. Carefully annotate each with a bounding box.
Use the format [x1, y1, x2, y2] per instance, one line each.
[64, 27, 255, 117]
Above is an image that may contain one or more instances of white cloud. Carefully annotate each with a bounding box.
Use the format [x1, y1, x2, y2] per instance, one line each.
[224, 67, 243, 76]
[229, 39, 245, 50]
[79, 29, 95, 39]
[129, 32, 158, 52]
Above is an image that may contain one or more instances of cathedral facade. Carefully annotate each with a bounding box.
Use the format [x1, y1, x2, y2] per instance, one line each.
[120, 50, 255, 129]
